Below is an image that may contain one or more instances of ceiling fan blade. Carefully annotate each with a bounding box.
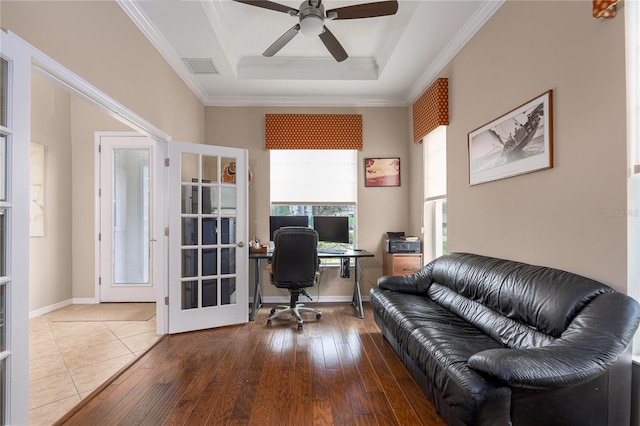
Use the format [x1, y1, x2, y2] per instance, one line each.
[263, 24, 301, 57]
[232, 0, 298, 15]
[319, 26, 348, 62]
[327, 1, 398, 20]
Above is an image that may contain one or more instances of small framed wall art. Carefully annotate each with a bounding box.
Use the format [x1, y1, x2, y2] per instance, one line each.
[468, 90, 553, 185]
[365, 157, 401, 187]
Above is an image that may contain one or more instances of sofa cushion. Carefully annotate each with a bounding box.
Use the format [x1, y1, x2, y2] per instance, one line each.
[427, 283, 555, 349]
[431, 253, 613, 337]
[370, 288, 511, 424]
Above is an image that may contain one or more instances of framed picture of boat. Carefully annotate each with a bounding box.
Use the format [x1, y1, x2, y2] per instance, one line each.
[468, 90, 553, 185]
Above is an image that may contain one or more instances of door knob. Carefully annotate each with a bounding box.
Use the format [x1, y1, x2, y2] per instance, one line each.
[237, 241, 245, 247]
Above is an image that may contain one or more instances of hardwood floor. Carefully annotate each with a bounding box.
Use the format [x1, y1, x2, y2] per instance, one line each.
[56, 303, 446, 426]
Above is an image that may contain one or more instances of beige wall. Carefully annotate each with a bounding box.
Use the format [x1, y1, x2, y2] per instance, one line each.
[204, 106, 411, 298]
[29, 74, 73, 310]
[1, 1, 205, 143]
[7, 0, 631, 302]
[2, 0, 206, 306]
[442, 1, 628, 291]
[70, 98, 131, 299]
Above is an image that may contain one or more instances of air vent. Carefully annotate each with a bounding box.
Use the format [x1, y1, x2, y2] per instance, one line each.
[182, 58, 218, 74]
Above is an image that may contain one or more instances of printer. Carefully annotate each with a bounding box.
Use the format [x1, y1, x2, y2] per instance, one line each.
[384, 232, 421, 254]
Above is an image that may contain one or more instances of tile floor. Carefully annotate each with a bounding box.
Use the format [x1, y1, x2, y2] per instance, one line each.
[28, 305, 161, 425]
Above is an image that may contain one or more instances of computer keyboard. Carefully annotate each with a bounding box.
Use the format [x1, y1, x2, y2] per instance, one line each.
[318, 248, 347, 254]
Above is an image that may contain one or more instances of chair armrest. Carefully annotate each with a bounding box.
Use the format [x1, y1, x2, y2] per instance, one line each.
[377, 262, 434, 295]
[468, 292, 640, 388]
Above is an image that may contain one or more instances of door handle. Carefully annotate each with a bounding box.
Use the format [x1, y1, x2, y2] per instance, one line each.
[237, 241, 245, 248]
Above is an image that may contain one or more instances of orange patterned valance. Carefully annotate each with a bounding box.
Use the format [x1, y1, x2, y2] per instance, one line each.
[593, 0, 617, 18]
[265, 114, 363, 150]
[412, 78, 449, 143]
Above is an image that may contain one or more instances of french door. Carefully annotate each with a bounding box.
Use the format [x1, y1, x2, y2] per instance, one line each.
[99, 134, 156, 302]
[0, 30, 30, 425]
[167, 142, 248, 334]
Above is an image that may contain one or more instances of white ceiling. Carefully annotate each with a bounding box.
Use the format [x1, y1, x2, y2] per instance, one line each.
[118, 0, 503, 107]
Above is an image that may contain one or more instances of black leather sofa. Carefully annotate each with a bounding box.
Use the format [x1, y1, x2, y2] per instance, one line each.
[370, 253, 640, 426]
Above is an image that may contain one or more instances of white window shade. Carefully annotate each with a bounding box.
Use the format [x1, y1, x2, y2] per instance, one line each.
[424, 126, 447, 200]
[271, 150, 357, 203]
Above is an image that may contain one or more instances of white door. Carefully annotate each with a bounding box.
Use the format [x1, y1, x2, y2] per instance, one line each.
[0, 30, 30, 425]
[99, 134, 156, 302]
[167, 142, 248, 334]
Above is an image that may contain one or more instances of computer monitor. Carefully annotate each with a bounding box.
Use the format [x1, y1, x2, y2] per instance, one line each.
[313, 216, 350, 244]
[269, 215, 309, 241]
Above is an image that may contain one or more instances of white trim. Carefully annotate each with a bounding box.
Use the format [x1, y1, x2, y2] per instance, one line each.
[199, 0, 239, 76]
[116, 0, 210, 106]
[71, 298, 100, 304]
[11, 29, 171, 142]
[237, 57, 378, 81]
[1, 29, 32, 426]
[202, 95, 409, 107]
[406, 0, 504, 104]
[116, 0, 501, 107]
[97, 134, 157, 302]
[28, 299, 72, 319]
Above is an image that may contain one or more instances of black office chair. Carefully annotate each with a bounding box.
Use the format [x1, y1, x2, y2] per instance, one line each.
[266, 226, 322, 329]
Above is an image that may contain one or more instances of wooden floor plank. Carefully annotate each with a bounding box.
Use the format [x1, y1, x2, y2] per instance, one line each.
[57, 303, 445, 426]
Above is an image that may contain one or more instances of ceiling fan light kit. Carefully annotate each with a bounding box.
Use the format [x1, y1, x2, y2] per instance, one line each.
[233, 0, 399, 62]
[299, 1, 325, 36]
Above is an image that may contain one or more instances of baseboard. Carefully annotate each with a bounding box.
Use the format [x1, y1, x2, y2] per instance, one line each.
[72, 297, 100, 304]
[29, 299, 72, 319]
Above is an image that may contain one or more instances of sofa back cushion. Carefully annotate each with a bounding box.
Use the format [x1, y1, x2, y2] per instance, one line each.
[431, 253, 613, 338]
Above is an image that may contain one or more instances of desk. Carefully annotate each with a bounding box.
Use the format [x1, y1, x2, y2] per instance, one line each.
[248, 249, 374, 321]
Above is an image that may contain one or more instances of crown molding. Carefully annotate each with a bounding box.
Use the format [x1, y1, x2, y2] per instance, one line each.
[237, 56, 378, 80]
[116, 0, 210, 105]
[204, 95, 408, 107]
[119, 0, 503, 108]
[405, 0, 504, 104]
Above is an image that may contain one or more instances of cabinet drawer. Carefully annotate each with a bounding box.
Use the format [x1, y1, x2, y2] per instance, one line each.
[392, 255, 422, 276]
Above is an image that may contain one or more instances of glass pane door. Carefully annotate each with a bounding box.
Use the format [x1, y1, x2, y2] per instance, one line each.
[99, 135, 155, 302]
[0, 51, 9, 426]
[168, 141, 248, 334]
[180, 154, 238, 310]
[1, 30, 32, 424]
[113, 148, 150, 284]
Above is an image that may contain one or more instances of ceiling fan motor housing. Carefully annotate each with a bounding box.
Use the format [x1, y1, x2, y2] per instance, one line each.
[299, 0, 325, 36]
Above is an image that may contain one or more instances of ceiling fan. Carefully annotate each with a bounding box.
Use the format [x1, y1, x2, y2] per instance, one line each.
[232, 0, 399, 62]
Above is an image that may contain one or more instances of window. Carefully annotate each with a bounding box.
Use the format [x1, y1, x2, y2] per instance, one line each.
[422, 125, 447, 261]
[270, 150, 357, 253]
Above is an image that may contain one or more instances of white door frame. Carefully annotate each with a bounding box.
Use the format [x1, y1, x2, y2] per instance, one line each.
[96, 133, 157, 302]
[14, 30, 172, 335]
[1, 29, 32, 426]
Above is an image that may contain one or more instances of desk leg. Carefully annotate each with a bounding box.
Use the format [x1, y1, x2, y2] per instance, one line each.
[352, 258, 365, 319]
[250, 258, 262, 321]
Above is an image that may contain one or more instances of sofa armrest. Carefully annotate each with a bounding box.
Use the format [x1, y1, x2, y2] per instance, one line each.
[377, 262, 434, 295]
[468, 292, 640, 389]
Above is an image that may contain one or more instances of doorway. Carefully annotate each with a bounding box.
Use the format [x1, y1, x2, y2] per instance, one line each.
[98, 134, 156, 302]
